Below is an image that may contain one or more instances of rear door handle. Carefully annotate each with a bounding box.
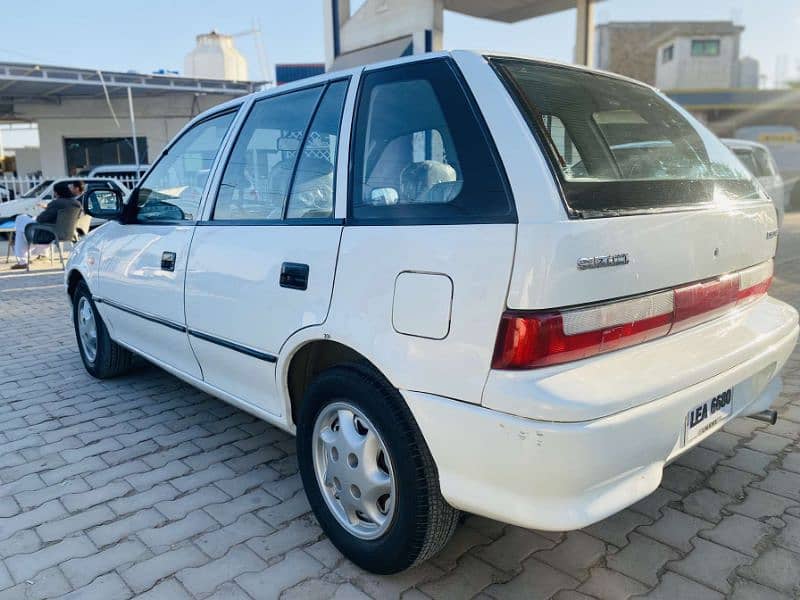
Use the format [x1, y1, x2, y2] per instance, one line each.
[280, 262, 309, 290]
[161, 251, 176, 272]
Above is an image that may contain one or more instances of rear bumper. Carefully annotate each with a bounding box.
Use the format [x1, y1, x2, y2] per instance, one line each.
[403, 305, 798, 531]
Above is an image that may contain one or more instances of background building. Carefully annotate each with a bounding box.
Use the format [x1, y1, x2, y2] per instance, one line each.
[275, 63, 325, 85]
[184, 31, 249, 81]
[596, 21, 752, 87]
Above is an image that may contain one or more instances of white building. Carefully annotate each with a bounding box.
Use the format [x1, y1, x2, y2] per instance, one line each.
[184, 31, 249, 82]
[655, 27, 746, 90]
[0, 62, 258, 178]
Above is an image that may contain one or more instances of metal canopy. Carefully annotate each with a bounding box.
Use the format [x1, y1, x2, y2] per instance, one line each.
[0, 61, 262, 102]
[443, 0, 603, 23]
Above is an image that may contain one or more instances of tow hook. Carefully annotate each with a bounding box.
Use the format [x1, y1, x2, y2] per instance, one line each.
[748, 410, 778, 425]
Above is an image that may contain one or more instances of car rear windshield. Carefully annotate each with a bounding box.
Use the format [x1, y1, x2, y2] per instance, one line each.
[491, 58, 762, 217]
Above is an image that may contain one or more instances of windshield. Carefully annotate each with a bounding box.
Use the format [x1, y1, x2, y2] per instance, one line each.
[21, 180, 54, 198]
[491, 58, 762, 217]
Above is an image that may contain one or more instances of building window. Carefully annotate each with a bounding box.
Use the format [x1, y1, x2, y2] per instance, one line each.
[662, 45, 674, 63]
[64, 137, 148, 176]
[691, 39, 720, 57]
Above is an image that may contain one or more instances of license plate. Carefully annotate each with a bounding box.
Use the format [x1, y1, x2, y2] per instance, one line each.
[684, 388, 733, 445]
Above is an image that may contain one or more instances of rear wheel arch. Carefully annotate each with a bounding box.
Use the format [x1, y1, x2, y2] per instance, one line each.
[285, 339, 390, 428]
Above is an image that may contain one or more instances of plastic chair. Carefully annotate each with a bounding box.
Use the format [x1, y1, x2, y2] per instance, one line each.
[24, 206, 83, 272]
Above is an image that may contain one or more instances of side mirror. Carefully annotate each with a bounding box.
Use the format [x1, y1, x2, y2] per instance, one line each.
[83, 188, 124, 219]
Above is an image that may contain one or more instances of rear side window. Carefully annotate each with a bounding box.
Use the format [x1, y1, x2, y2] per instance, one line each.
[351, 59, 513, 224]
[492, 58, 761, 217]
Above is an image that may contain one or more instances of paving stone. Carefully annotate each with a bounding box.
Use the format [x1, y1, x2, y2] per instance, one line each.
[138, 509, 218, 551]
[535, 531, 607, 581]
[282, 578, 345, 600]
[429, 525, 492, 571]
[206, 488, 280, 525]
[729, 488, 798, 519]
[668, 537, 750, 594]
[708, 465, 757, 498]
[246, 518, 322, 561]
[305, 538, 343, 569]
[84, 459, 150, 488]
[61, 539, 148, 588]
[109, 483, 179, 516]
[205, 582, 253, 600]
[629, 487, 681, 519]
[681, 488, 732, 523]
[699, 431, 741, 455]
[0, 499, 66, 541]
[576, 567, 648, 599]
[746, 432, 793, 454]
[584, 509, 651, 548]
[225, 446, 285, 473]
[196, 512, 274, 559]
[701, 513, 774, 557]
[782, 451, 800, 474]
[176, 544, 267, 597]
[88, 507, 167, 547]
[60, 572, 132, 600]
[183, 444, 244, 471]
[6, 534, 96, 583]
[606, 532, 680, 586]
[126, 460, 190, 491]
[135, 578, 194, 600]
[730, 579, 793, 600]
[675, 446, 725, 473]
[0, 529, 41, 559]
[638, 507, 713, 552]
[172, 462, 236, 493]
[121, 545, 207, 593]
[15, 477, 90, 510]
[754, 469, 800, 499]
[264, 472, 303, 500]
[254, 490, 308, 526]
[474, 526, 553, 572]
[40, 456, 106, 485]
[0, 496, 18, 518]
[214, 467, 279, 497]
[484, 557, 580, 599]
[660, 464, 704, 495]
[156, 485, 230, 520]
[62, 480, 132, 512]
[720, 447, 774, 476]
[644, 572, 724, 600]
[37, 504, 116, 542]
[776, 513, 800, 553]
[233, 549, 323, 599]
[142, 441, 201, 469]
[738, 546, 800, 594]
[0, 567, 71, 600]
[417, 554, 499, 599]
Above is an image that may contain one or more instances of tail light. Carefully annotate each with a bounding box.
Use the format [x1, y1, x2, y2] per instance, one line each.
[492, 260, 773, 370]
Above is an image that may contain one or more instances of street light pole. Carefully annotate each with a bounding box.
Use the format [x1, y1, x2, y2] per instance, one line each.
[127, 87, 140, 171]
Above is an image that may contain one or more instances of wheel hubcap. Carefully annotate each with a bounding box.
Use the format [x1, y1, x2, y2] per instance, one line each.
[77, 296, 98, 363]
[312, 401, 396, 539]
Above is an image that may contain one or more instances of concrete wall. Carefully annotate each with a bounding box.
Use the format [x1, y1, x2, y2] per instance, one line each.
[656, 35, 738, 90]
[13, 92, 237, 178]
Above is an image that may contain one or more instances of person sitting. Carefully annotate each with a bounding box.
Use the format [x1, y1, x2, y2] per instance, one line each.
[11, 180, 84, 270]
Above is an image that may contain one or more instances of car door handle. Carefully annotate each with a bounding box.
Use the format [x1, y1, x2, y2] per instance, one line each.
[280, 262, 309, 290]
[161, 251, 176, 272]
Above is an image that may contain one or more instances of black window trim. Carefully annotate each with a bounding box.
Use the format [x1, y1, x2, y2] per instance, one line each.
[345, 56, 517, 227]
[122, 107, 242, 226]
[204, 76, 352, 227]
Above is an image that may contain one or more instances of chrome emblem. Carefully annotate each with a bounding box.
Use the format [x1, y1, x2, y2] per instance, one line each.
[766, 229, 778, 240]
[577, 253, 629, 270]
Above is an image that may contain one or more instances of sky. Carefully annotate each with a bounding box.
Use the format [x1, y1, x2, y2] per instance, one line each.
[0, 0, 798, 87]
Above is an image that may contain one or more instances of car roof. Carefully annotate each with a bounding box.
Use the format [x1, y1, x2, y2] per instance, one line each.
[90, 164, 149, 172]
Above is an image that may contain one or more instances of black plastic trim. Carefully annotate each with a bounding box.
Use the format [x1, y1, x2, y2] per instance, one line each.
[94, 297, 186, 332]
[188, 330, 278, 363]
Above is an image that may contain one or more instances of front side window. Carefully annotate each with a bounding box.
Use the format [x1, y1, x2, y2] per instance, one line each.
[662, 45, 674, 63]
[691, 39, 720, 57]
[132, 111, 235, 222]
[492, 58, 761, 217]
[351, 59, 513, 223]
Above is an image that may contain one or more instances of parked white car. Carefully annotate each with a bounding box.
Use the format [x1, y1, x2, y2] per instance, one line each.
[723, 138, 785, 225]
[0, 178, 128, 228]
[66, 51, 799, 574]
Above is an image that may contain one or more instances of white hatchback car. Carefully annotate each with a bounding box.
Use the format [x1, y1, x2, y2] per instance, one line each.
[66, 52, 799, 574]
[723, 138, 786, 225]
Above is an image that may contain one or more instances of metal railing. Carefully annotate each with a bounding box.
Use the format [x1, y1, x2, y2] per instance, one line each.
[0, 174, 141, 202]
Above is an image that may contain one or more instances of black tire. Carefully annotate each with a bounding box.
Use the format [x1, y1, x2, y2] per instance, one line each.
[296, 363, 459, 574]
[72, 281, 134, 379]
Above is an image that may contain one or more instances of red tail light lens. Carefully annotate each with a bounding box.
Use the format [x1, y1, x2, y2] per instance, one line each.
[493, 260, 773, 370]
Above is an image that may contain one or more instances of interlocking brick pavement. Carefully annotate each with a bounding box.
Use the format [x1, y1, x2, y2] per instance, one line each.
[0, 213, 799, 599]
